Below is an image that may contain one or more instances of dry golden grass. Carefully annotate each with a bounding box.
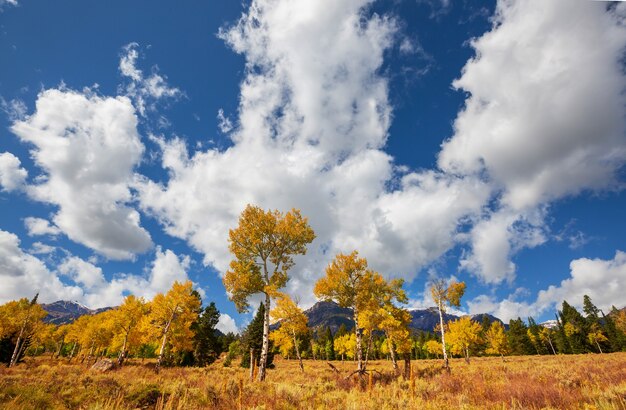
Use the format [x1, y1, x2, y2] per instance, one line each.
[1, 353, 625, 409]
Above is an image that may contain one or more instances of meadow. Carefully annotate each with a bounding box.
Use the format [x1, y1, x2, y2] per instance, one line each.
[1, 353, 625, 410]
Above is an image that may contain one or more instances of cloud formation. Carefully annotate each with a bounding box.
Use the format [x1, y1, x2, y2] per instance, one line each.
[0, 152, 27, 192]
[0, 227, 195, 309]
[11, 89, 152, 260]
[24, 217, 61, 237]
[136, 0, 491, 308]
[440, 0, 626, 283]
[468, 251, 626, 322]
[119, 43, 182, 116]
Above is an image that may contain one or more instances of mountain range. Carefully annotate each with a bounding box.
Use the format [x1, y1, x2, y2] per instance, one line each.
[41, 300, 112, 325]
[302, 300, 504, 334]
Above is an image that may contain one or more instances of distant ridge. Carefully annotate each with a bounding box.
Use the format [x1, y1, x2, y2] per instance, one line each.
[302, 300, 506, 334]
[41, 300, 113, 325]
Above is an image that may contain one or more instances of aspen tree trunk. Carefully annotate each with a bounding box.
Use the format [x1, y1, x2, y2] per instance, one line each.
[388, 336, 399, 374]
[118, 332, 129, 366]
[249, 349, 255, 381]
[16, 339, 29, 363]
[437, 301, 449, 370]
[156, 312, 175, 373]
[403, 354, 411, 380]
[87, 340, 95, 363]
[258, 291, 271, 381]
[292, 330, 304, 373]
[547, 337, 556, 355]
[464, 346, 470, 364]
[354, 309, 363, 373]
[363, 332, 373, 371]
[68, 342, 77, 362]
[55, 340, 64, 359]
[596, 341, 603, 354]
[9, 316, 29, 367]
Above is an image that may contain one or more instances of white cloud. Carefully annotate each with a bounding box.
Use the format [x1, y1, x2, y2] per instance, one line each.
[0, 152, 27, 192]
[59, 256, 107, 290]
[216, 109, 233, 133]
[536, 251, 626, 314]
[468, 251, 626, 321]
[0, 98, 27, 121]
[0, 0, 18, 10]
[217, 313, 239, 335]
[10, 88, 152, 260]
[0, 230, 197, 309]
[24, 217, 61, 237]
[119, 43, 182, 116]
[439, 0, 626, 282]
[136, 0, 492, 309]
[0, 229, 83, 304]
[29, 242, 56, 255]
[460, 208, 547, 284]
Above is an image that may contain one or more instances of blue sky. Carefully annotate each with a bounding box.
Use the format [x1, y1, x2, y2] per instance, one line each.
[1, 0, 625, 333]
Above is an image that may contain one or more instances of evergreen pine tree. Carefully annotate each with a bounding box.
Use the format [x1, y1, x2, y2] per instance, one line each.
[560, 301, 589, 353]
[191, 302, 222, 366]
[324, 327, 335, 360]
[554, 314, 571, 354]
[507, 318, 534, 355]
[603, 309, 626, 352]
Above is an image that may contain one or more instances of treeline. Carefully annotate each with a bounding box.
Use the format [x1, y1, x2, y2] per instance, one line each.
[0, 281, 233, 370]
[224, 295, 625, 372]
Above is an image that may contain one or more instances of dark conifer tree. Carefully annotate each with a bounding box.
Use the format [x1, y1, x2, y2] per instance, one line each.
[191, 302, 222, 366]
[507, 318, 534, 355]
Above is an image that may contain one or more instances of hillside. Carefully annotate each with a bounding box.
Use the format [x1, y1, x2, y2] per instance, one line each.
[41, 301, 112, 325]
[303, 300, 505, 334]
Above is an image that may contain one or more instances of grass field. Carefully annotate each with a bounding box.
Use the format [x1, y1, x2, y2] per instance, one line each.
[1, 353, 625, 409]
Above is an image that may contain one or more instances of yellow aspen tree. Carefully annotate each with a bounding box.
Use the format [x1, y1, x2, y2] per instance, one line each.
[223, 205, 315, 381]
[446, 317, 482, 364]
[270, 294, 308, 372]
[378, 303, 412, 374]
[4, 295, 48, 367]
[149, 280, 201, 372]
[28, 322, 56, 356]
[424, 340, 443, 358]
[53, 324, 69, 358]
[334, 334, 349, 361]
[539, 327, 557, 355]
[110, 295, 148, 365]
[485, 320, 509, 361]
[430, 279, 466, 370]
[587, 324, 608, 354]
[314, 251, 377, 374]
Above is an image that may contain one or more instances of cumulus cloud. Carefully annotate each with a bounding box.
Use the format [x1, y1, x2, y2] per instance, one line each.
[460, 208, 547, 284]
[0, 152, 27, 192]
[24, 217, 61, 237]
[58, 247, 195, 308]
[29, 242, 56, 255]
[136, 0, 491, 308]
[0, 229, 197, 309]
[0, 229, 82, 304]
[119, 43, 182, 116]
[440, 0, 626, 282]
[217, 313, 239, 335]
[468, 251, 626, 321]
[11, 88, 152, 260]
[536, 251, 626, 314]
